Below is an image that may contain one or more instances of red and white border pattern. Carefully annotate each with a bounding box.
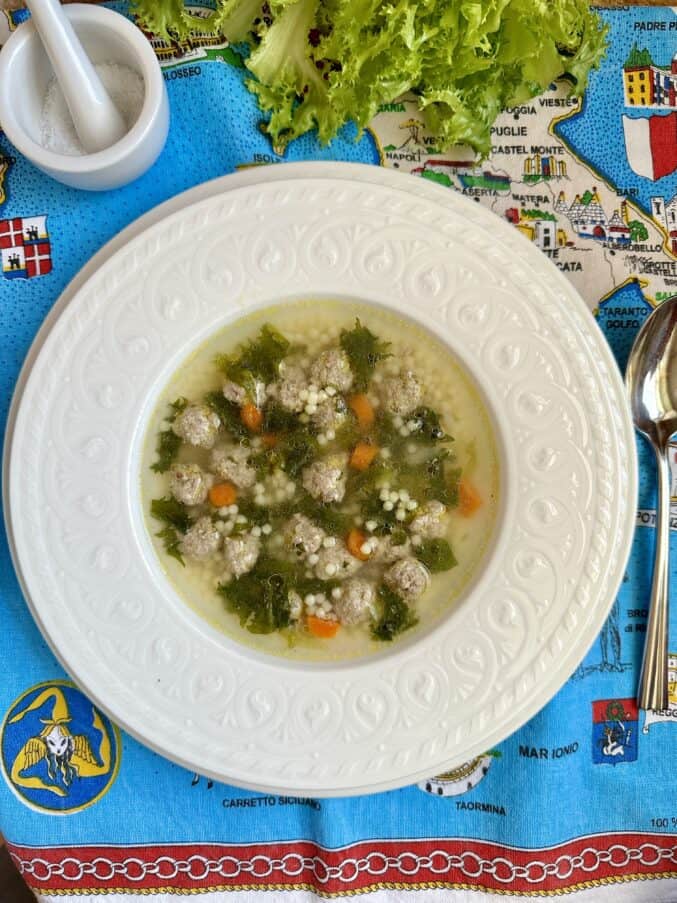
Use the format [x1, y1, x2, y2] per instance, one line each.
[7, 834, 677, 897]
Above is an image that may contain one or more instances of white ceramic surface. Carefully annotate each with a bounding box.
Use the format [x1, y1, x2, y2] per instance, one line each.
[5, 166, 636, 795]
[25, 0, 127, 152]
[0, 4, 168, 190]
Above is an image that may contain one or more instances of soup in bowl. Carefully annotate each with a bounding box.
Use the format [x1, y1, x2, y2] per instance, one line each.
[142, 300, 499, 661]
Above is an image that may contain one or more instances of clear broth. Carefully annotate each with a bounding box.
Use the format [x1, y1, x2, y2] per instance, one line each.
[141, 300, 500, 661]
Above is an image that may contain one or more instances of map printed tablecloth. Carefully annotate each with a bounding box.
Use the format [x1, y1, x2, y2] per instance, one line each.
[1, 4, 677, 901]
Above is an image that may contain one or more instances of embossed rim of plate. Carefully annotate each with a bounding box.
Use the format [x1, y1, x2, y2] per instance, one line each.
[5, 163, 637, 795]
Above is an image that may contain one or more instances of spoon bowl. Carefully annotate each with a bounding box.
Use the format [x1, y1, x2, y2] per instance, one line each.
[627, 296, 677, 448]
[626, 295, 677, 711]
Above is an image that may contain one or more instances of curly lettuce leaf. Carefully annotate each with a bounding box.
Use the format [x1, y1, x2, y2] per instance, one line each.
[314, 0, 606, 155]
[245, 0, 342, 148]
[133, 0, 263, 41]
[133, 0, 607, 155]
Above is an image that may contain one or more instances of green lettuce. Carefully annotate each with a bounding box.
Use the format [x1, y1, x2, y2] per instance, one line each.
[132, 0, 607, 154]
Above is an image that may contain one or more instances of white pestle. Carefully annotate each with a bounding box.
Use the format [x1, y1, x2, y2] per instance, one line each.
[26, 0, 127, 153]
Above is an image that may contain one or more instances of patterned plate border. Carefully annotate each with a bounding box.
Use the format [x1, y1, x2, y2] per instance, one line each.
[5, 164, 636, 794]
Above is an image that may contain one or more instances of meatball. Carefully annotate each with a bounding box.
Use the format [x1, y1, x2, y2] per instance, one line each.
[180, 516, 221, 559]
[284, 513, 325, 557]
[314, 544, 360, 581]
[334, 579, 376, 625]
[172, 403, 221, 449]
[310, 348, 353, 392]
[210, 445, 256, 489]
[223, 533, 260, 578]
[384, 557, 430, 601]
[222, 379, 247, 406]
[410, 500, 447, 538]
[278, 366, 308, 413]
[169, 463, 210, 506]
[312, 396, 348, 432]
[302, 455, 347, 504]
[381, 371, 422, 417]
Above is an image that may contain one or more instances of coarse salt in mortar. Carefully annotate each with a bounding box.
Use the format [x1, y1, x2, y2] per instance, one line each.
[40, 61, 145, 156]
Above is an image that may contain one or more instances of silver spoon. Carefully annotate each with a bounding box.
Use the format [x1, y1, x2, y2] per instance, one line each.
[626, 295, 677, 711]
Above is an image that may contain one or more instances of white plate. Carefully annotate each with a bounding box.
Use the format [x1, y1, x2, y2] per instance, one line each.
[5, 163, 636, 795]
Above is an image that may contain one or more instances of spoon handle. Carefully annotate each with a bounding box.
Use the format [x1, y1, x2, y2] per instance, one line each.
[637, 443, 670, 711]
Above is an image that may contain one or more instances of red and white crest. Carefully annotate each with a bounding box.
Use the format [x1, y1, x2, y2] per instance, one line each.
[0, 215, 51, 279]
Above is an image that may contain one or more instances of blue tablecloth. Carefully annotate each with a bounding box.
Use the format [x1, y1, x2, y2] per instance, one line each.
[1, 5, 676, 900]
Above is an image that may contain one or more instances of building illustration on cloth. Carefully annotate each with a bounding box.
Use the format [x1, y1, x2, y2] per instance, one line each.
[621, 46, 677, 180]
[592, 698, 639, 765]
[504, 207, 568, 251]
[554, 189, 638, 244]
[418, 753, 498, 797]
[137, 6, 229, 65]
[0, 215, 51, 280]
[622, 44, 677, 108]
[523, 152, 567, 182]
[619, 44, 677, 180]
[410, 159, 511, 193]
[649, 193, 677, 254]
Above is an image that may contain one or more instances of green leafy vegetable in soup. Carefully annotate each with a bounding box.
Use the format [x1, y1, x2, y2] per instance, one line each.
[151, 496, 191, 532]
[204, 390, 249, 440]
[216, 324, 290, 388]
[151, 398, 188, 473]
[156, 526, 186, 566]
[340, 320, 391, 393]
[150, 496, 192, 566]
[372, 585, 418, 642]
[416, 539, 457, 574]
[218, 557, 294, 634]
[148, 316, 491, 653]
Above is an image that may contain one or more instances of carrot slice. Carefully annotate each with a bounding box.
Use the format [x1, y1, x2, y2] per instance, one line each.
[346, 527, 370, 561]
[209, 482, 238, 507]
[307, 615, 340, 639]
[261, 432, 278, 449]
[347, 393, 375, 430]
[349, 442, 379, 471]
[240, 403, 263, 433]
[459, 480, 482, 517]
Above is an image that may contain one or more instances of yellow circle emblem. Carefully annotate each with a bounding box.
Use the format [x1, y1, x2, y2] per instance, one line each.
[1, 681, 120, 814]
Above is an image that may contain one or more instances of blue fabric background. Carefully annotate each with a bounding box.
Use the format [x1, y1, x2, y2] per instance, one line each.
[0, 4, 675, 860]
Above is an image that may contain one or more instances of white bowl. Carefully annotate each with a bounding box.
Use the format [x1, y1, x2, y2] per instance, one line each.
[4, 166, 636, 794]
[0, 4, 169, 190]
